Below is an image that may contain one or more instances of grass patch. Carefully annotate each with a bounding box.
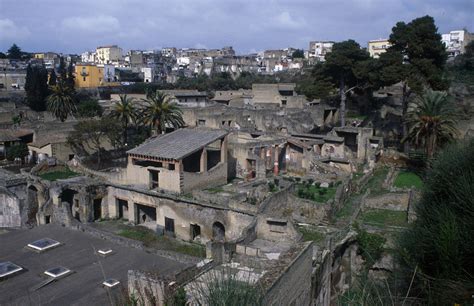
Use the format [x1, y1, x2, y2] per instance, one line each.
[205, 186, 225, 194]
[394, 171, 423, 189]
[363, 167, 389, 195]
[118, 227, 157, 245]
[298, 226, 325, 243]
[118, 226, 206, 258]
[296, 183, 337, 203]
[336, 193, 362, 219]
[38, 167, 79, 181]
[360, 209, 408, 227]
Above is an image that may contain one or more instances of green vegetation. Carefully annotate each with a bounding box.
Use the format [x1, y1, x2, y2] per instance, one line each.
[205, 186, 225, 194]
[38, 167, 79, 181]
[298, 226, 325, 243]
[393, 171, 423, 189]
[296, 182, 337, 203]
[363, 167, 389, 195]
[336, 194, 361, 220]
[6, 143, 29, 161]
[191, 268, 263, 306]
[67, 117, 122, 165]
[355, 224, 386, 265]
[118, 226, 206, 258]
[267, 181, 278, 192]
[360, 209, 407, 228]
[47, 82, 77, 122]
[76, 98, 103, 118]
[400, 139, 474, 304]
[25, 63, 49, 111]
[142, 91, 185, 135]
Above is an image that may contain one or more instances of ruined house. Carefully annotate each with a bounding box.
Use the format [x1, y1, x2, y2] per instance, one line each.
[251, 83, 307, 109]
[125, 128, 228, 194]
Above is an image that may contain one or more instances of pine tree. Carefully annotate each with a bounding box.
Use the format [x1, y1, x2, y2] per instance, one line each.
[7, 44, 22, 59]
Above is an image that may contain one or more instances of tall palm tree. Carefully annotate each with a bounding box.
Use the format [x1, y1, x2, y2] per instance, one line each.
[403, 89, 458, 158]
[110, 94, 136, 145]
[46, 82, 77, 122]
[142, 91, 185, 134]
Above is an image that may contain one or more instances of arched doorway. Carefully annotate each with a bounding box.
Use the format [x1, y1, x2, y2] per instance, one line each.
[212, 222, 225, 241]
[60, 189, 80, 221]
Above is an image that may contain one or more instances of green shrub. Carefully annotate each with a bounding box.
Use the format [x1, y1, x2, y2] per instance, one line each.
[76, 98, 103, 118]
[6, 143, 28, 161]
[400, 139, 474, 304]
[355, 224, 386, 265]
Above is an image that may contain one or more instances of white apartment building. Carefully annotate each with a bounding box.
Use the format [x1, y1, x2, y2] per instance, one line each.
[308, 41, 334, 62]
[96, 45, 123, 65]
[141, 67, 154, 83]
[81, 51, 96, 63]
[367, 39, 391, 58]
[442, 30, 473, 57]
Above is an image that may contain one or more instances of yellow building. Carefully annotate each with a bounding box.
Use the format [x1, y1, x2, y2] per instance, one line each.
[34, 53, 45, 59]
[74, 63, 104, 88]
[368, 39, 391, 58]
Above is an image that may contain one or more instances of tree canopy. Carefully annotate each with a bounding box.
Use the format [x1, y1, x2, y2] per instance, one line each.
[7, 44, 22, 59]
[25, 64, 49, 111]
[292, 49, 305, 59]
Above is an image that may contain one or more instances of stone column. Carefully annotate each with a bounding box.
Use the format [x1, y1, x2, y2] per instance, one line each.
[220, 137, 228, 162]
[200, 149, 207, 173]
[273, 146, 279, 175]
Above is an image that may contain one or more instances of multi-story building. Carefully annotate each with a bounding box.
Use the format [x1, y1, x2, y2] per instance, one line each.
[161, 47, 177, 58]
[96, 45, 123, 65]
[81, 51, 96, 63]
[75, 63, 118, 88]
[308, 41, 334, 62]
[141, 67, 154, 83]
[442, 29, 473, 57]
[367, 39, 391, 58]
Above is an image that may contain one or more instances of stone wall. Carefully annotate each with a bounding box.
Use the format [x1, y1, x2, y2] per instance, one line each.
[0, 186, 21, 227]
[106, 186, 255, 243]
[182, 162, 227, 194]
[261, 242, 313, 306]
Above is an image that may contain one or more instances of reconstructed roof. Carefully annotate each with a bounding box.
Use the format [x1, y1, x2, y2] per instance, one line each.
[128, 128, 228, 160]
[161, 90, 208, 97]
[323, 135, 344, 143]
[28, 133, 70, 148]
[0, 129, 33, 142]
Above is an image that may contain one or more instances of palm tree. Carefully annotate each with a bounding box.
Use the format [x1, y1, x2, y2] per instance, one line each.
[403, 89, 458, 158]
[46, 82, 77, 122]
[142, 91, 185, 135]
[110, 94, 136, 145]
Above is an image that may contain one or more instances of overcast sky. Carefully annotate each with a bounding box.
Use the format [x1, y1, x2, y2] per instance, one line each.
[0, 0, 473, 54]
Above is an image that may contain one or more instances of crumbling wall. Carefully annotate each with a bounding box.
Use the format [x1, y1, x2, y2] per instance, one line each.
[182, 162, 227, 194]
[106, 186, 255, 243]
[0, 187, 21, 227]
[262, 242, 313, 306]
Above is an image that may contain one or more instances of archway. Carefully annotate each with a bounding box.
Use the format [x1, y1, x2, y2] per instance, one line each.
[60, 189, 80, 221]
[212, 222, 225, 241]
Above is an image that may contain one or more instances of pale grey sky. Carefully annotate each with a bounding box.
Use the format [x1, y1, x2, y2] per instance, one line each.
[0, 0, 472, 54]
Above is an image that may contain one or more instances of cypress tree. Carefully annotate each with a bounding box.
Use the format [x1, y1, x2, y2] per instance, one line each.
[25, 64, 49, 111]
[49, 69, 57, 86]
[66, 60, 75, 91]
